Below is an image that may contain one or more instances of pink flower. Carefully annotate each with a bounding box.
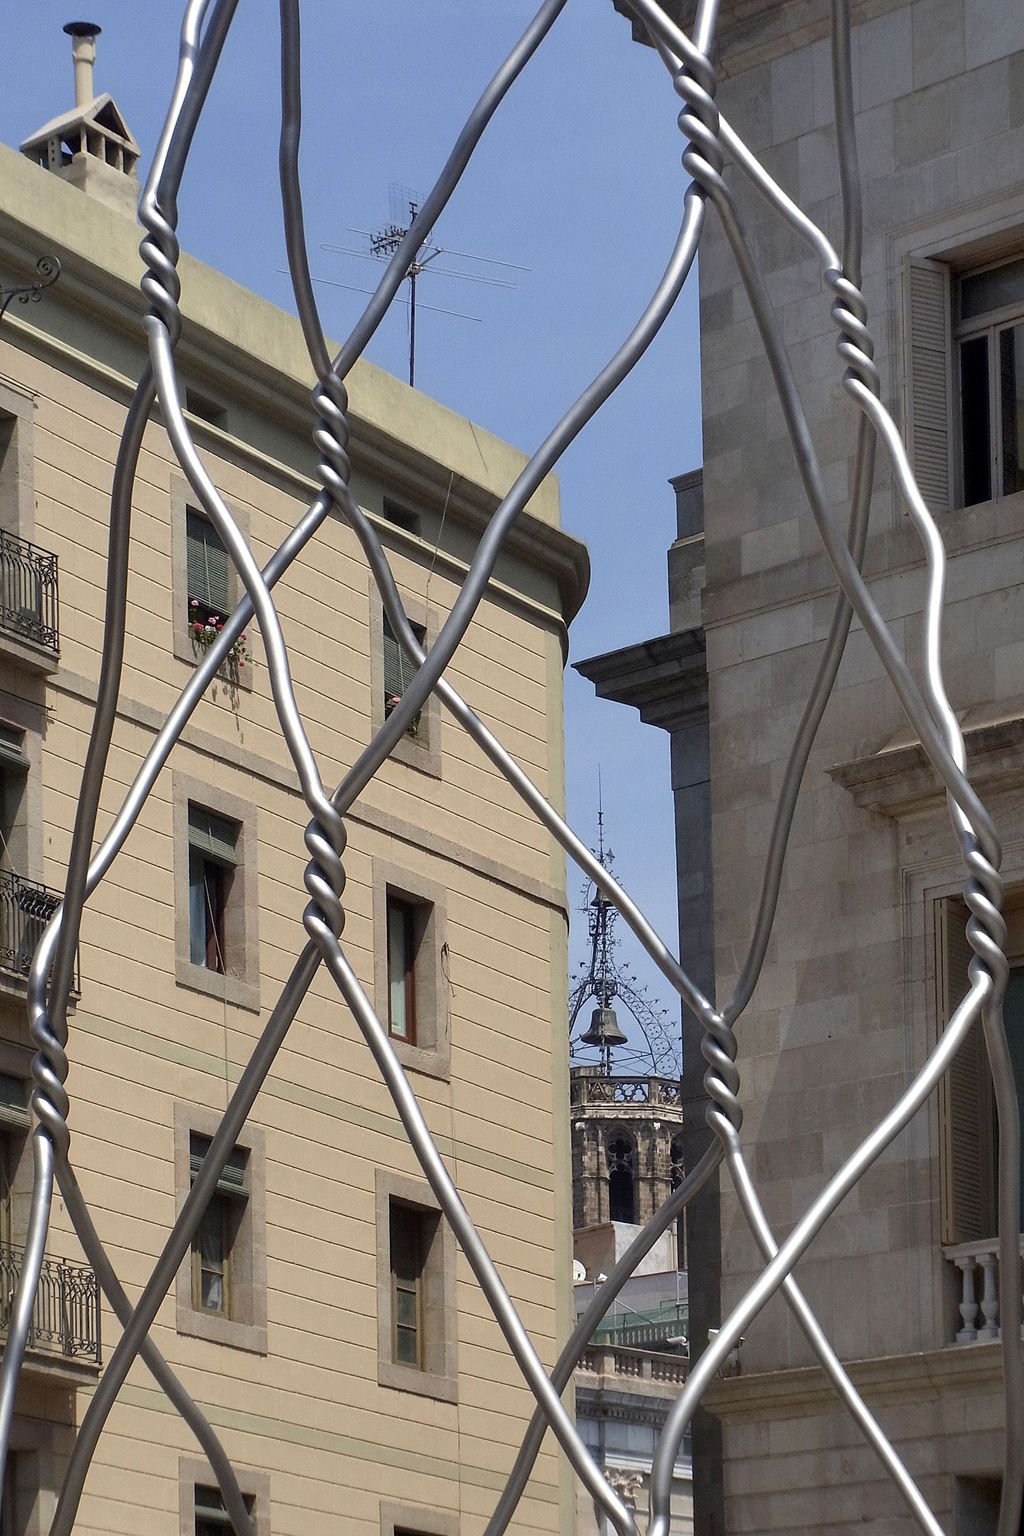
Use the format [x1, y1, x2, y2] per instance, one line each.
[190, 598, 199, 608]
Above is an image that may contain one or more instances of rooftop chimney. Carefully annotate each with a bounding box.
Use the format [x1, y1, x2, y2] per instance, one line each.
[63, 22, 102, 110]
[21, 22, 140, 218]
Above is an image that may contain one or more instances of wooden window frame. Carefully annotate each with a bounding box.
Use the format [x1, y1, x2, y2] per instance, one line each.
[375, 1169, 457, 1402]
[373, 861, 449, 1081]
[175, 1107, 267, 1354]
[953, 255, 1024, 506]
[174, 775, 260, 1013]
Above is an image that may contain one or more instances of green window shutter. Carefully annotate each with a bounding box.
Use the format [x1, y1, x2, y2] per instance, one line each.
[186, 509, 231, 615]
[187, 805, 238, 867]
[382, 615, 411, 701]
[937, 895, 995, 1244]
[0, 1073, 29, 1132]
[905, 256, 953, 515]
[189, 1136, 248, 1199]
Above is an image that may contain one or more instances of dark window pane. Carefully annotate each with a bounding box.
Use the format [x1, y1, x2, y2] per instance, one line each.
[386, 896, 416, 1042]
[999, 324, 1024, 496]
[960, 257, 1024, 321]
[960, 335, 992, 506]
[1000, 965, 1024, 1230]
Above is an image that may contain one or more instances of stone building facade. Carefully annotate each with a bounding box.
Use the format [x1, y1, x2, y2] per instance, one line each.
[0, 44, 587, 1536]
[584, 0, 1024, 1532]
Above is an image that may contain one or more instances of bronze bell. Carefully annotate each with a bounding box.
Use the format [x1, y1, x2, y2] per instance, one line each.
[580, 1005, 628, 1049]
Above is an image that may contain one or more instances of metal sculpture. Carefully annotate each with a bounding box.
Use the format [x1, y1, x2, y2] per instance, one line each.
[0, 2, 1019, 1534]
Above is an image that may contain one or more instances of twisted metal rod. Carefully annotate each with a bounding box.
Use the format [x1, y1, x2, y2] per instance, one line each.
[0, 3, 1015, 1534]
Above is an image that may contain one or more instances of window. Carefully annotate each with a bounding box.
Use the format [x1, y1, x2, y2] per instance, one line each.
[937, 894, 1024, 1243]
[186, 509, 230, 631]
[194, 1484, 254, 1536]
[381, 498, 421, 537]
[379, 1505, 457, 1536]
[179, 1460, 268, 1536]
[0, 1072, 29, 1251]
[368, 581, 441, 777]
[189, 1133, 248, 1317]
[375, 1170, 457, 1402]
[955, 256, 1024, 506]
[670, 1133, 686, 1271]
[174, 776, 259, 1011]
[607, 1135, 636, 1224]
[390, 1202, 425, 1367]
[171, 479, 250, 687]
[187, 805, 239, 974]
[175, 1107, 267, 1353]
[373, 863, 449, 1081]
[0, 725, 28, 877]
[386, 894, 418, 1043]
[905, 246, 1024, 514]
[383, 615, 426, 737]
[185, 388, 228, 431]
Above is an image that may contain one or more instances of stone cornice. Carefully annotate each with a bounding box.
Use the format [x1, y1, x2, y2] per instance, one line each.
[828, 713, 1024, 818]
[574, 629, 708, 732]
[703, 1341, 1003, 1420]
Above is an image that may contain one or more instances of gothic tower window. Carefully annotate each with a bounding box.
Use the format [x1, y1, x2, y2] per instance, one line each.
[670, 1133, 686, 1270]
[607, 1134, 636, 1223]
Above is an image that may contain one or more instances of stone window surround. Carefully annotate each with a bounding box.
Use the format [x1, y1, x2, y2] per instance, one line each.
[173, 1102, 268, 1355]
[379, 1501, 458, 1536]
[0, 690, 45, 887]
[372, 857, 450, 1082]
[895, 190, 1024, 520]
[172, 771, 261, 1013]
[368, 579, 442, 779]
[375, 1167, 457, 1403]
[5, 1415, 66, 1536]
[178, 1455, 271, 1536]
[170, 474, 253, 692]
[0, 380, 36, 540]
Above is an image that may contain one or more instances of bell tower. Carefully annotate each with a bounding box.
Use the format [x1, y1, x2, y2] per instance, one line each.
[568, 811, 686, 1276]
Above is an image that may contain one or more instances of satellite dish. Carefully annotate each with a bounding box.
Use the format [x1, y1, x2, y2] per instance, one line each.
[572, 1259, 587, 1284]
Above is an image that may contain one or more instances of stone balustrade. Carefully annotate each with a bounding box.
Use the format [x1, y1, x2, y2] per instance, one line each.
[942, 1236, 1024, 1343]
[576, 1343, 688, 1385]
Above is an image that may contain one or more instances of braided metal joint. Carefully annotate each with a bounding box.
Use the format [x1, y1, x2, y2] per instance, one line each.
[673, 55, 723, 187]
[311, 377, 354, 508]
[826, 269, 879, 395]
[701, 1009, 743, 1137]
[139, 209, 184, 345]
[301, 809, 348, 947]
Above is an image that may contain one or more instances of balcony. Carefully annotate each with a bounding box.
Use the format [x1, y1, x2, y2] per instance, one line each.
[0, 529, 59, 672]
[0, 869, 76, 990]
[570, 1070, 683, 1109]
[943, 1236, 1024, 1342]
[576, 1343, 688, 1387]
[0, 1244, 101, 1370]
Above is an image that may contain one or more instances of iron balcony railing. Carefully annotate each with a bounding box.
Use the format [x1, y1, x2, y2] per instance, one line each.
[0, 1244, 101, 1366]
[0, 528, 59, 655]
[0, 869, 77, 988]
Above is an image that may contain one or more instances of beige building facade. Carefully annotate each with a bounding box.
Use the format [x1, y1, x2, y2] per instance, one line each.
[587, 0, 1024, 1532]
[0, 60, 588, 1536]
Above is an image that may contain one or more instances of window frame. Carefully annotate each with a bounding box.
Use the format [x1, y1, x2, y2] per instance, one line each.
[379, 1504, 458, 1536]
[368, 581, 441, 779]
[375, 1169, 457, 1403]
[170, 477, 252, 691]
[372, 860, 449, 1082]
[952, 254, 1024, 507]
[174, 1105, 267, 1354]
[178, 1457, 269, 1536]
[173, 775, 260, 1012]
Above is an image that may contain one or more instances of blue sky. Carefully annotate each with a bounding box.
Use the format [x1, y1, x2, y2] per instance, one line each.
[3, 4, 704, 1066]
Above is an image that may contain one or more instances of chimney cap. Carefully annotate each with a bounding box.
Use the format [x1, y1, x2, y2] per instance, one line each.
[63, 21, 102, 39]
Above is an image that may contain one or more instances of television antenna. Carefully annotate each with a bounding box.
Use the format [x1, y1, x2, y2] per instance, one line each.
[321, 183, 527, 387]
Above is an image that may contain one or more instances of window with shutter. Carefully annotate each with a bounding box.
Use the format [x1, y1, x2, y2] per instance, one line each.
[187, 804, 239, 974]
[189, 1134, 248, 1319]
[382, 615, 426, 740]
[905, 256, 953, 515]
[936, 895, 995, 1244]
[186, 509, 231, 623]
